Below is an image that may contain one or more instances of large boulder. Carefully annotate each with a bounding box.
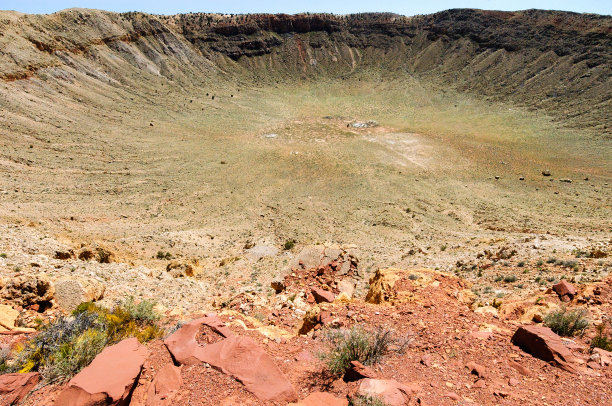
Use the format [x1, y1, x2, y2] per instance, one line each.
[146, 363, 183, 406]
[54, 277, 105, 312]
[0, 372, 40, 405]
[357, 379, 419, 406]
[511, 325, 577, 373]
[164, 316, 297, 402]
[289, 392, 348, 406]
[0, 275, 54, 307]
[55, 338, 149, 405]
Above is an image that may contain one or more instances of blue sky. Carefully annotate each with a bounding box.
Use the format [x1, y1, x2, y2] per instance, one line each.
[2, 1, 611, 16]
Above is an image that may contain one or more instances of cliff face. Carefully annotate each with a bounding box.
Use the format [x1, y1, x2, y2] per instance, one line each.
[0, 8, 610, 132]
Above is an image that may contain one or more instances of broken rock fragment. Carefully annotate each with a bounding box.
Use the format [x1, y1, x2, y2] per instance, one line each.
[55, 338, 149, 405]
[0, 372, 40, 405]
[511, 325, 577, 373]
[357, 379, 419, 406]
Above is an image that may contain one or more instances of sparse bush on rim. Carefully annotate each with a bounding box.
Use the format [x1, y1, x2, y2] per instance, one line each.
[318, 326, 411, 376]
[544, 306, 589, 337]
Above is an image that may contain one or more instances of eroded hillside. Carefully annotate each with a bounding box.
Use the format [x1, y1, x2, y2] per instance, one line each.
[1, 9, 611, 132]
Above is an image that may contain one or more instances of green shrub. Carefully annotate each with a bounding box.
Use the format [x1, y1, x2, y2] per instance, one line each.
[283, 239, 296, 250]
[546, 257, 557, 264]
[156, 251, 172, 260]
[349, 395, 388, 406]
[503, 275, 517, 283]
[591, 323, 612, 351]
[0, 253, 6, 258]
[123, 297, 160, 323]
[10, 299, 162, 383]
[318, 326, 408, 376]
[544, 306, 589, 336]
[517, 261, 525, 267]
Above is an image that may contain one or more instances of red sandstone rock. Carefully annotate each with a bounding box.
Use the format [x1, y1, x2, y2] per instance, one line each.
[165, 317, 297, 402]
[508, 360, 531, 376]
[55, 337, 149, 406]
[344, 360, 376, 382]
[466, 361, 487, 379]
[164, 315, 233, 365]
[0, 372, 39, 405]
[146, 363, 183, 406]
[444, 392, 460, 400]
[552, 280, 576, 300]
[511, 325, 577, 373]
[357, 379, 419, 406]
[311, 287, 335, 303]
[473, 379, 486, 388]
[289, 391, 348, 406]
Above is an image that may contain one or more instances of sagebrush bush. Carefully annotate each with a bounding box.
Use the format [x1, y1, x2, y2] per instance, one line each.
[591, 322, 612, 351]
[544, 306, 589, 336]
[9, 298, 162, 383]
[318, 326, 409, 376]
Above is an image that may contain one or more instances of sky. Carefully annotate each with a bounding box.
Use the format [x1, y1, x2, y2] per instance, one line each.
[2, 1, 611, 16]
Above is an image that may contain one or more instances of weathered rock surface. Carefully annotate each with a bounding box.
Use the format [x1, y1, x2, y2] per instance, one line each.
[145, 363, 183, 406]
[166, 259, 201, 278]
[0, 275, 54, 307]
[552, 280, 577, 301]
[165, 316, 297, 402]
[357, 378, 419, 406]
[511, 325, 577, 372]
[55, 337, 149, 405]
[164, 315, 233, 365]
[54, 277, 105, 311]
[0, 304, 19, 332]
[0, 372, 40, 405]
[311, 287, 335, 303]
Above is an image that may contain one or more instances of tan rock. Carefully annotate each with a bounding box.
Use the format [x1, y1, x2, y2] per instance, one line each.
[337, 279, 356, 298]
[166, 259, 201, 278]
[54, 277, 105, 311]
[0, 275, 54, 307]
[0, 304, 19, 332]
[298, 305, 321, 335]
